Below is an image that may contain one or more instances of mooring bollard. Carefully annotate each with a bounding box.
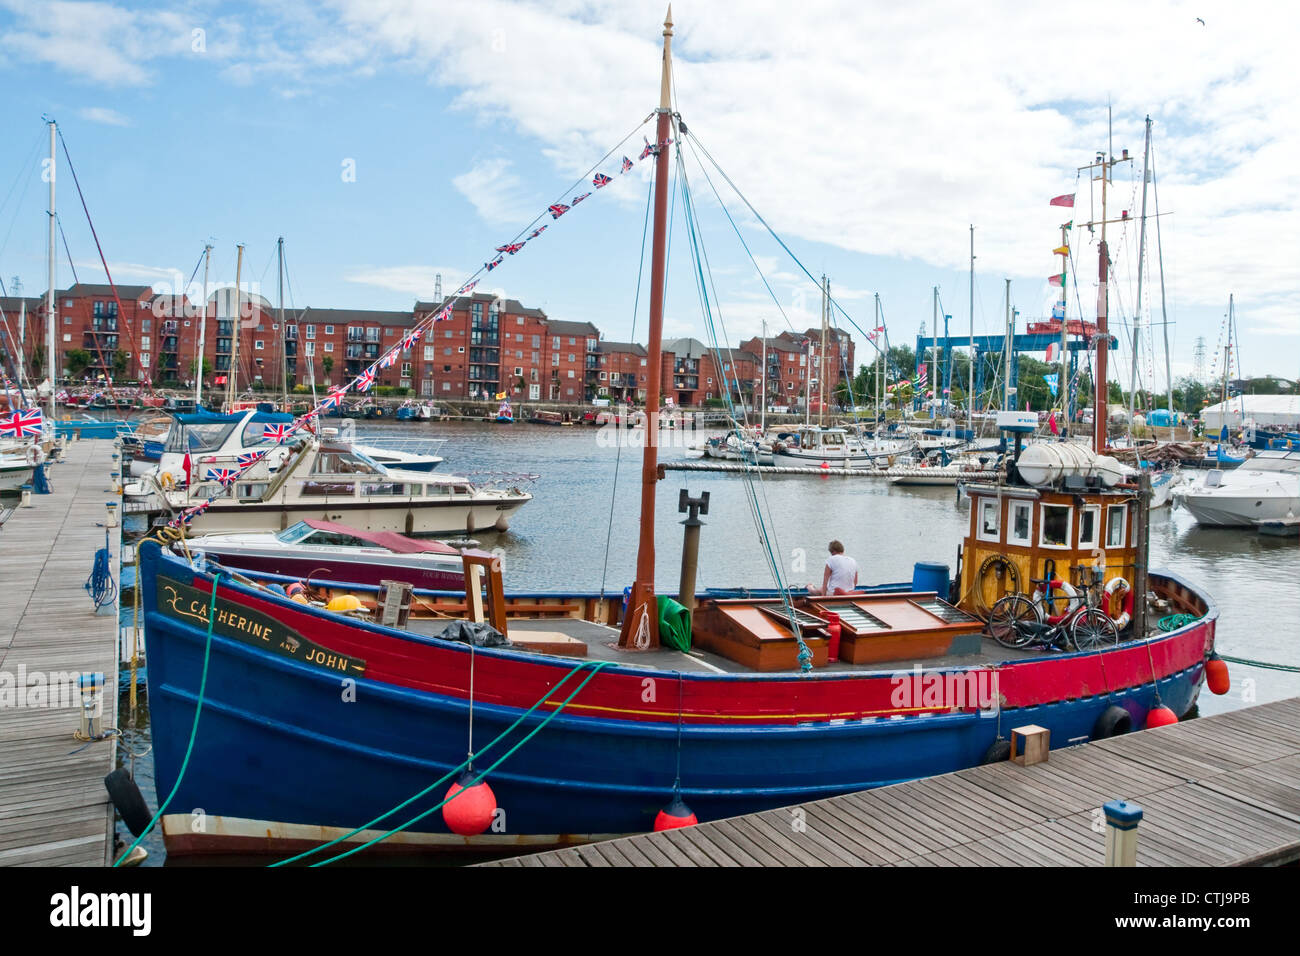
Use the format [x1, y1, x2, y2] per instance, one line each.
[1104, 799, 1143, 866]
[105, 501, 119, 528]
[20, 483, 33, 508]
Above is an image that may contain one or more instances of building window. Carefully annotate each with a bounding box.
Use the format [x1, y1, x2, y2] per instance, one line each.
[978, 499, 1000, 542]
[324, 325, 334, 335]
[306, 325, 315, 339]
[442, 382, 451, 391]
[1106, 505, 1126, 548]
[423, 346, 434, 360]
[62, 332, 71, 342]
[552, 354, 559, 366]
[1009, 502, 1032, 545]
[304, 342, 315, 356]
[324, 342, 334, 352]
[568, 353, 575, 362]
[457, 346, 465, 353]
[254, 340, 264, 350]
[386, 328, 395, 337]
[422, 379, 434, 396]
[1040, 504, 1071, 548]
[141, 336, 151, 349]
[142, 319, 151, 332]
[401, 362, 411, 376]
[514, 367, 523, 376]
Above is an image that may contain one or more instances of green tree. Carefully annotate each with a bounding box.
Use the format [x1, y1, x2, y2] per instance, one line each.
[321, 355, 334, 382]
[189, 357, 213, 379]
[112, 349, 129, 378]
[65, 349, 92, 378]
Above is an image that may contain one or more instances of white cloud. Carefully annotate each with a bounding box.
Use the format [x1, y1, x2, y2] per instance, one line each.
[344, 265, 466, 299]
[452, 158, 537, 226]
[77, 106, 131, 126]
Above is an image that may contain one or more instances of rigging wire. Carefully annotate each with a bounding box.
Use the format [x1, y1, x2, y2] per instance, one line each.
[599, 174, 655, 598]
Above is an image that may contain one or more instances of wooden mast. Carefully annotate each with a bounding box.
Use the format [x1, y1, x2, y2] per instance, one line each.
[618, 6, 674, 650]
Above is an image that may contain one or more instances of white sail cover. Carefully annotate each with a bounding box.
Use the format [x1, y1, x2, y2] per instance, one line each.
[1202, 394, 1300, 429]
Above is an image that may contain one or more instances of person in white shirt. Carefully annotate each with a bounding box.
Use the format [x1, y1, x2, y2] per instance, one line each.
[808, 540, 858, 595]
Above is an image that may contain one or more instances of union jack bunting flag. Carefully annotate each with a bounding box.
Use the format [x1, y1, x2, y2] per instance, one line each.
[262, 423, 291, 441]
[0, 407, 42, 438]
[434, 306, 454, 322]
[639, 137, 654, 159]
[621, 156, 633, 172]
[321, 388, 346, 410]
[916, 365, 928, 386]
[357, 368, 376, 392]
[486, 255, 503, 271]
[206, 468, 236, 483]
[548, 203, 570, 219]
[401, 327, 423, 350]
[495, 242, 526, 255]
[571, 192, 591, 206]
[236, 453, 260, 468]
[593, 173, 612, 188]
[379, 349, 398, 369]
[528, 226, 548, 238]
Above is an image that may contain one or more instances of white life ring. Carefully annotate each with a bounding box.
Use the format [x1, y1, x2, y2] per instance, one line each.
[1032, 578, 1080, 622]
[24, 444, 45, 466]
[1104, 576, 1133, 630]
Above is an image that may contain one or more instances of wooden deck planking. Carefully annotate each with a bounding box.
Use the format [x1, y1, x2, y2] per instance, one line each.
[479, 697, 1300, 867]
[0, 440, 121, 867]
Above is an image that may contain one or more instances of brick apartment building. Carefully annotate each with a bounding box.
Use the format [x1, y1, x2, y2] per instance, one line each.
[740, 328, 855, 409]
[2, 283, 855, 408]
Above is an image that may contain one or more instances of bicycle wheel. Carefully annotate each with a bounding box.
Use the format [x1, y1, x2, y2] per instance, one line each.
[1071, 608, 1119, 650]
[987, 594, 1040, 649]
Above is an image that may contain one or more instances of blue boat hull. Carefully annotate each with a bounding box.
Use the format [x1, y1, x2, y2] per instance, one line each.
[140, 546, 1210, 854]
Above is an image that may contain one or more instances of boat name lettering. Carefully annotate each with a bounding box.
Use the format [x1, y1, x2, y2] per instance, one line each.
[156, 576, 366, 675]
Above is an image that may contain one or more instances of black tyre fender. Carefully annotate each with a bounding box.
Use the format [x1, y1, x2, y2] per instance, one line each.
[1092, 704, 1132, 740]
[104, 768, 152, 837]
[981, 739, 1012, 764]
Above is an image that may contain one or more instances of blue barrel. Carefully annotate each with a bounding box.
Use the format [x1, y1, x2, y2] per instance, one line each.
[912, 561, 950, 597]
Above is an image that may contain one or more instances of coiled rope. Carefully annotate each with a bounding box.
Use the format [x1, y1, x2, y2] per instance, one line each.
[84, 527, 117, 610]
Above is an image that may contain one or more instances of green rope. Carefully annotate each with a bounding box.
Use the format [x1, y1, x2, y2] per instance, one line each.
[1217, 654, 1300, 674]
[1156, 613, 1198, 631]
[113, 573, 221, 867]
[306, 660, 612, 866]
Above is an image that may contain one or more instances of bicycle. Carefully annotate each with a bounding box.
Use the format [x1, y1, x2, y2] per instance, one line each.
[986, 569, 1119, 651]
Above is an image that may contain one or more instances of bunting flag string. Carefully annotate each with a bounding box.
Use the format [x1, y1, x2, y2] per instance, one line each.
[170, 121, 672, 528]
[1049, 193, 1075, 207]
[1053, 245, 1069, 256]
[1048, 273, 1066, 287]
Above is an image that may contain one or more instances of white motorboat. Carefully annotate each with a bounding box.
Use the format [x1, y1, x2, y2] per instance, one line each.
[0, 453, 34, 493]
[143, 439, 532, 536]
[1173, 450, 1300, 527]
[771, 425, 900, 467]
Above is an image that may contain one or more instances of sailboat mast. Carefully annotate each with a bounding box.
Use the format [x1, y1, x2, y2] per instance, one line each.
[1003, 279, 1012, 410]
[1128, 116, 1152, 427]
[227, 243, 244, 410]
[1059, 224, 1069, 422]
[1222, 295, 1233, 405]
[618, 6, 674, 651]
[760, 318, 766, 431]
[931, 286, 938, 420]
[278, 236, 287, 408]
[875, 293, 882, 421]
[195, 244, 211, 406]
[819, 275, 828, 427]
[45, 119, 57, 421]
[967, 225, 974, 436]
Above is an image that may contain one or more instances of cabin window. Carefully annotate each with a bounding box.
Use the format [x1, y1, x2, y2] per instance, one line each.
[237, 482, 268, 499]
[978, 499, 1000, 541]
[361, 482, 408, 496]
[313, 451, 379, 475]
[1040, 504, 1071, 548]
[301, 480, 355, 496]
[1079, 506, 1100, 549]
[1009, 502, 1032, 545]
[1106, 505, 1126, 548]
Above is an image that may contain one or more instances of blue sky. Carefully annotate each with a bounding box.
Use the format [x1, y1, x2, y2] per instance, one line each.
[1, 0, 1295, 389]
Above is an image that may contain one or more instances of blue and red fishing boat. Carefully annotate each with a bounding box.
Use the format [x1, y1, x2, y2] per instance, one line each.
[135, 12, 1222, 859]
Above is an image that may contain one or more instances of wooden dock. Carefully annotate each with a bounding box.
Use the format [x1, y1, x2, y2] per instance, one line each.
[0, 439, 121, 866]
[480, 697, 1300, 867]
[663, 460, 982, 480]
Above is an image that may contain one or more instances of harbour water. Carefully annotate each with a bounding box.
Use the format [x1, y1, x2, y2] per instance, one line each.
[115, 420, 1299, 865]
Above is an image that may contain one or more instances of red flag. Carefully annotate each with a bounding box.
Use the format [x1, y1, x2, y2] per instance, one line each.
[182, 453, 192, 485]
[1049, 411, 1059, 435]
[1049, 194, 1075, 207]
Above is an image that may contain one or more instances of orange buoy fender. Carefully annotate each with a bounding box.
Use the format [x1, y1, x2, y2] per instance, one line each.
[1205, 655, 1230, 696]
[443, 772, 497, 836]
[1145, 705, 1178, 729]
[654, 795, 698, 831]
